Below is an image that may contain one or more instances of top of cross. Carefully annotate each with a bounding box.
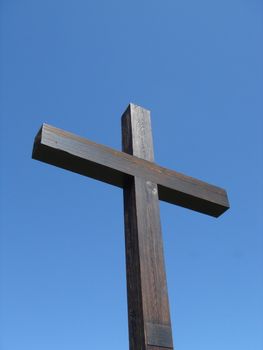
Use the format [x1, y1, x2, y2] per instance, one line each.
[32, 103, 229, 217]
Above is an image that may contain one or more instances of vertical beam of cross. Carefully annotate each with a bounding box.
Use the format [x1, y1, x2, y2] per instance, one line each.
[122, 104, 173, 350]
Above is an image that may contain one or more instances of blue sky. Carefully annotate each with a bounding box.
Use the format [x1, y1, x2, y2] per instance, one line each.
[0, 1, 262, 349]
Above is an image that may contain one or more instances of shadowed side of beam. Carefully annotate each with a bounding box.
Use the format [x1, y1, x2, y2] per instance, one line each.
[32, 126, 126, 188]
[32, 124, 230, 217]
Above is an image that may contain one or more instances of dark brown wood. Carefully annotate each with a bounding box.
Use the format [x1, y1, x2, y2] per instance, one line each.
[32, 115, 229, 217]
[146, 323, 173, 348]
[32, 103, 230, 349]
[122, 104, 173, 350]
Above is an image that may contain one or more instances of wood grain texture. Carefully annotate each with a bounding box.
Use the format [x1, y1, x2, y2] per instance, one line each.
[32, 103, 230, 349]
[122, 104, 173, 350]
[32, 114, 229, 217]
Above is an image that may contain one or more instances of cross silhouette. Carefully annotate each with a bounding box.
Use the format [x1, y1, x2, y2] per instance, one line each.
[32, 103, 229, 350]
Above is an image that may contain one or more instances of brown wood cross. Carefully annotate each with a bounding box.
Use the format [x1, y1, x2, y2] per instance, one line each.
[32, 103, 229, 350]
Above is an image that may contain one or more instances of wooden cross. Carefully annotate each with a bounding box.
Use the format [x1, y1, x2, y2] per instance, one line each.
[32, 104, 229, 350]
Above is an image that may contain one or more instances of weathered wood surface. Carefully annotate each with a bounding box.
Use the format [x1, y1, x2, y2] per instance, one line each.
[32, 114, 229, 217]
[32, 103, 230, 349]
[122, 104, 173, 349]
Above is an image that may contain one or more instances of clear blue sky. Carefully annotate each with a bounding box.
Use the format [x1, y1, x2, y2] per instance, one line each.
[0, 1, 262, 349]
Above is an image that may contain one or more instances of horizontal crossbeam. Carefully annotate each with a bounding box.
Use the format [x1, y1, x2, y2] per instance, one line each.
[32, 124, 229, 217]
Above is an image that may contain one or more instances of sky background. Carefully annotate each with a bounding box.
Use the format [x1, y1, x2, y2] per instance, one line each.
[0, 1, 262, 349]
